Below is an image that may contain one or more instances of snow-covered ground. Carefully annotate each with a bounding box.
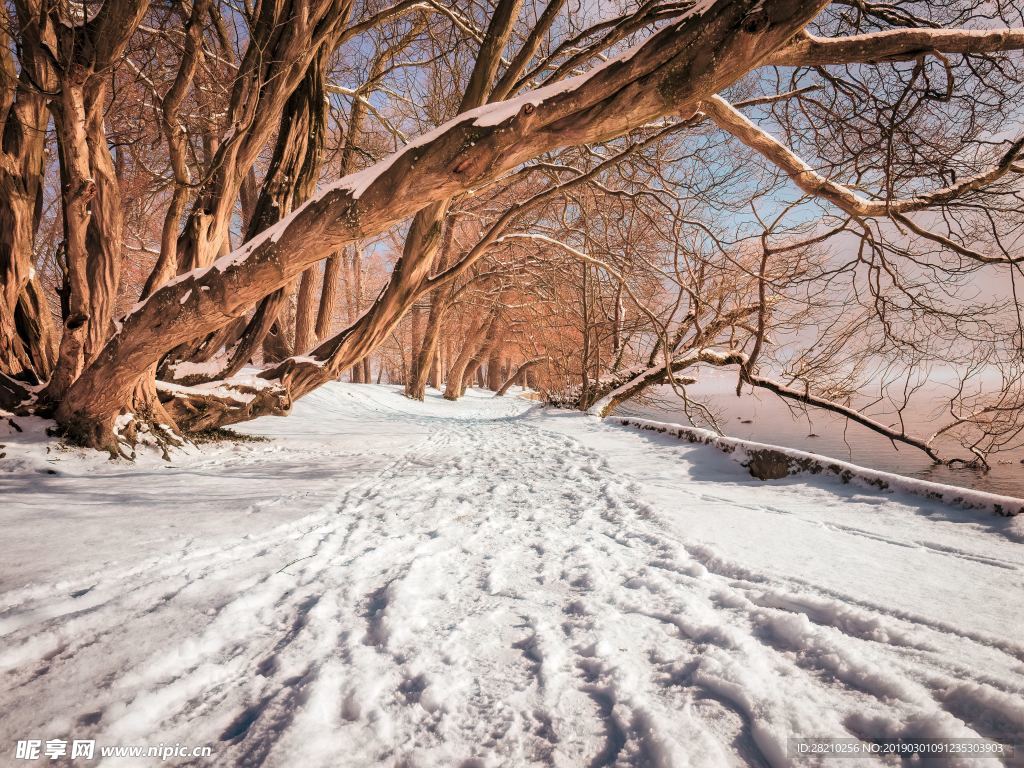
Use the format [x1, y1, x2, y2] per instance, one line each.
[1, 384, 1022, 767]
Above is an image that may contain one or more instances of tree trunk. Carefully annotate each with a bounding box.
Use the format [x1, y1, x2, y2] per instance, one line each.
[407, 294, 447, 400]
[486, 340, 503, 390]
[316, 252, 343, 339]
[0, 61, 56, 382]
[430, 345, 442, 389]
[443, 312, 490, 401]
[406, 222, 455, 399]
[462, 324, 503, 398]
[174, 0, 352, 274]
[496, 357, 546, 396]
[46, 81, 105, 403]
[174, 47, 331, 378]
[293, 266, 320, 354]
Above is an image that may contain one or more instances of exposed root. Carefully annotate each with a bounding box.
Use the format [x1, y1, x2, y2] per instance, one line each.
[158, 378, 291, 432]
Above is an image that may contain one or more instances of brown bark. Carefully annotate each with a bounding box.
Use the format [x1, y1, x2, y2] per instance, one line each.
[486, 337, 504, 390]
[462, 323, 503, 398]
[46, 81, 98, 403]
[176, 46, 332, 378]
[293, 266, 320, 354]
[430, 345, 442, 390]
[407, 293, 448, 400]
[160, 379, 291, 433]
[0, 25, 56, 382]
[315, 253, 343, 339]
[407, 301, 425, 387]
[41, 0, 148, 402]
[443, 310, 494, 400]
[263, 281, 298, 364]
[767, 27, 1024, 67]
[496, 357, 546, 396]
[82, 82, 124, 364]
[406, 222, 456, 400]
[141, 0, 211, 299]
[175, 0, 353, 273]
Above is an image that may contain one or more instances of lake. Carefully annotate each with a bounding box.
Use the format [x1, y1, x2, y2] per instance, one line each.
[616, 374, 1024, 500]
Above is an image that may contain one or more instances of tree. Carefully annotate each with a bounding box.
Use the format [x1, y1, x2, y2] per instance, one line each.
[0, 0, 1021, 467]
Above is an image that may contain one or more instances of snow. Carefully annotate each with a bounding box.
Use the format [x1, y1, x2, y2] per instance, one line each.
[157, 369, 281, 404]
[1, 383, 1022, 766]
[611, 417, 1024, 518]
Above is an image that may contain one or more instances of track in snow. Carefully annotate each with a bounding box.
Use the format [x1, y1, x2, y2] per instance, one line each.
[1, 384, 1022, 767]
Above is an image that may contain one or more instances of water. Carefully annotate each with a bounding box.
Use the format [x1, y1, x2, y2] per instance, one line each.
[618, 378, 1024, 500]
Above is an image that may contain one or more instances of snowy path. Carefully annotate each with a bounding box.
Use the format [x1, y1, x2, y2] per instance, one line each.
[1, 385, 1023, 767]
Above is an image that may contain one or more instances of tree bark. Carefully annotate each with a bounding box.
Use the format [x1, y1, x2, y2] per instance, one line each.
[463, 323, 503, 398]
[293, 266, 320, 354]
[40, 0, 148, 403]
[406, 222, 455, 399]
[174, 0, 352, 273]
[496, 357, 546, 396]
[443, 311, 490, 401]
[176, 46, 332, 379]
[486, 338, 504, 390]
[315, 252, 343, 339]
[0, 31, 56, 382]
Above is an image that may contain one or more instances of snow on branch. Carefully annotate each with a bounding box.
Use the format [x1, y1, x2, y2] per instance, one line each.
[767, 26, 1024, 67]
[702, 95, 1024, 233]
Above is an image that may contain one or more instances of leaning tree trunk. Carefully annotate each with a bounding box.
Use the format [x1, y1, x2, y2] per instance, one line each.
[406, 223, 455, 400]
[173, 0, 352, 275]
[173, 48, 331, 382]
[461, 323, 504, 398]
[496, 357, 546, 396]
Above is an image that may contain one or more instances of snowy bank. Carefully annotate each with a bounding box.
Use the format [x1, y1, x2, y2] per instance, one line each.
[610, 416, 1024, 517]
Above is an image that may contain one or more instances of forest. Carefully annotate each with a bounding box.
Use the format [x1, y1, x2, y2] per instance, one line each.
[2, 0, 1023, 466]
[4, 2, 1024, 762]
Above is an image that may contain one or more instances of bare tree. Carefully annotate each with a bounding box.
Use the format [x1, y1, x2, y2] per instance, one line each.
[0, 0, 1020, 469]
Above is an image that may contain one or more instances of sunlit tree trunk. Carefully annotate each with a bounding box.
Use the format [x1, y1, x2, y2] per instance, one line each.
[0, 25, 56, 384]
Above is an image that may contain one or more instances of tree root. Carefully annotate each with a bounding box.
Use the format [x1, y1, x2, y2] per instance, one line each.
[158, 379, 291, 433]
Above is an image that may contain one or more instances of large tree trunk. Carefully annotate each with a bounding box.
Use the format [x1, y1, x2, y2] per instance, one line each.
[34, 0, 148, 404]
[45, 84, 90, 404]
[0, 51, 56, 382]
[174, 47, 331, 380]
